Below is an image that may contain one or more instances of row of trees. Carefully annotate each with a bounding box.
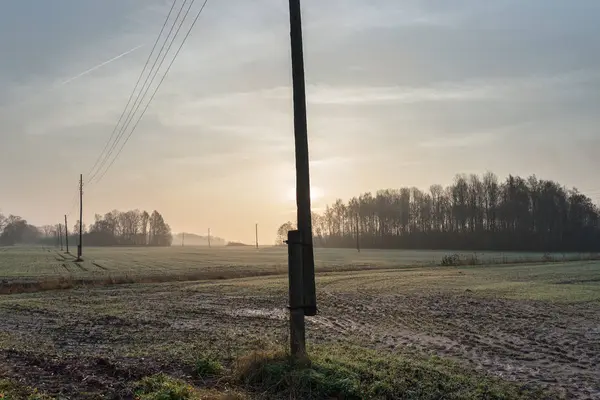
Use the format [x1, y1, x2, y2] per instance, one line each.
[278, 173, 600, 252]
[2, 209, 173, 247]
[86, 209, 172, 246]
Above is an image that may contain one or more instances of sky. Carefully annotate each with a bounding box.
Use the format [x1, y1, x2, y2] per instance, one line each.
[1, 0, 600, 244]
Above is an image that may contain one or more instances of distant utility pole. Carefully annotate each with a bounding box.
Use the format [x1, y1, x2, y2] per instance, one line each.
[182, 232, 185, 247]
[356, 214, 360, 253]
[64, 215, 69, 254]
[255, 223, 259, 249]
[59, 223, 63, 251]
[289, 0, 316, 317]
[208, 228, 211, 248]
[77, 174, 83, 261]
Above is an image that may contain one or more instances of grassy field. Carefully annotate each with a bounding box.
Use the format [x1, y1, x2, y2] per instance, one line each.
[0, 246, 599, 399]
[0, 245, 596, 281]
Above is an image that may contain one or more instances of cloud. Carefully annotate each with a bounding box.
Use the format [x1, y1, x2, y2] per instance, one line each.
[306, 84, 491, 105]
[418, 132, 498, 149]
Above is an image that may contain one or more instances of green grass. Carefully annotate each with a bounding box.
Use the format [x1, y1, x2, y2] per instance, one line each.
[233, 345, 555, 399]
[0, 344, 562, 400]
[2, 246, 595, 282]
[126, 344, 560, 400]
[134, 375, 201, 400]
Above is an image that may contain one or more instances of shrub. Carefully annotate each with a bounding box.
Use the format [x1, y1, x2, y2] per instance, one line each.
[441, 254, 461, 266]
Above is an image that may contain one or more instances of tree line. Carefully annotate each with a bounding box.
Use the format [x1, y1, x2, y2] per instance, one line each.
[80, 209, 172, 247]
[2, 209, 173, 247]
[278, 172, 600, 252]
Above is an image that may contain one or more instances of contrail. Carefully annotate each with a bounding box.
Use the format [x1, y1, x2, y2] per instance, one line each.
[0, 44, 144, 116]
[58, 44, 145, 86]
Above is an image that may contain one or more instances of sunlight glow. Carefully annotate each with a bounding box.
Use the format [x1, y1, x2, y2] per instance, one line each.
[285, 186, 324, 203]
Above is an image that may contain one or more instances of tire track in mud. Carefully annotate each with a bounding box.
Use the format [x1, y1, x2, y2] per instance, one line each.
[324, 289, 599, 399]
[92, 262, 108, 271]
[73, 263, 88, 272]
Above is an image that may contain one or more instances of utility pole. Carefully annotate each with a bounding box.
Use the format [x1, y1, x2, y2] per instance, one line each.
[208, 228, 211, 248]
[64, 215, 69, 254]
[59, 223, 63, 251]
[182, 232, 185, 247]
[289, 0, 316, 317]
[255, 223, 259, 249]
[356, 214, 360, 253]
[77, 174, 83, 261]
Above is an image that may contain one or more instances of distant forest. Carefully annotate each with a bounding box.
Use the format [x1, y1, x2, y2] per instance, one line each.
[279, 173, 600, 252]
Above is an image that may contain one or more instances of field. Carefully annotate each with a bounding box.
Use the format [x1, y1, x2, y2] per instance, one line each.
[1, 246, 599, 399]
[1, 246, 595, 283]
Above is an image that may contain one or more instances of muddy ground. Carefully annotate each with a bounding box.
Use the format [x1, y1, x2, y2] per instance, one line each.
[0, 270, 599, 399]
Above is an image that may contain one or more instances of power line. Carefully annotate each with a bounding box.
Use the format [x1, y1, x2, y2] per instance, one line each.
[91, 0, 193, 184]
[93, 0, 195, 184]
[95, 0, 210, 183]
[87, 0, 180, 182]
[66, 188, 79, 217]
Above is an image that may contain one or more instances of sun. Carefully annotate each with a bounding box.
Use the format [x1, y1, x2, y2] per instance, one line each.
[285, 186, 324, 203]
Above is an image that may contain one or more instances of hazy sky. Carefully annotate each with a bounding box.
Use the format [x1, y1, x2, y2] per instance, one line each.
[1, 0, 600, 244]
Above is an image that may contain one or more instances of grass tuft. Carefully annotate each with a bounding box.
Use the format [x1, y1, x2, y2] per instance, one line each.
[134, 374, 197, 400]
[195, 355, 224, 378]
[133, 374, 246, 400]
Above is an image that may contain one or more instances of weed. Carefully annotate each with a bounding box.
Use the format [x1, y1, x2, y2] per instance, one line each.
[195, 355, 224, 378]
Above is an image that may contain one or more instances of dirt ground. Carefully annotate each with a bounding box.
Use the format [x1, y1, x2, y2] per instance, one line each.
[1, 267, 599, 399]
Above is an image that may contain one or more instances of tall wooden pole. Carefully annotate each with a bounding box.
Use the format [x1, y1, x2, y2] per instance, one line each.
[77, 174, 83, 261]
[59, 223, 63, 251]
[255, 223, 259, 249]
[289, 0, 316, 317]
[64, 215, 69, 253]
[356, 214, 360, 253]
